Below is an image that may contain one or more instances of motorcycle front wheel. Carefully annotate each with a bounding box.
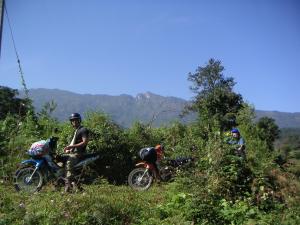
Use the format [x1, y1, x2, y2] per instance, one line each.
[128, 167, 153, 191]
[14, 166, 43, 193]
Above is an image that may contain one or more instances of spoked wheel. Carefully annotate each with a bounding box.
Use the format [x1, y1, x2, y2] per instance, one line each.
[14, 167, 43, 193]
[128, 168, 153, 191]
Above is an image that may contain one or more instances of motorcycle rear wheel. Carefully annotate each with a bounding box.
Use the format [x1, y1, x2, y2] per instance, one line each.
[14, 166, 43, 193]
[128, 168, 153, 191]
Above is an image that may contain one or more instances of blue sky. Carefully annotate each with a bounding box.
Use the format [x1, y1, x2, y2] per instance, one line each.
[1, 0, 300, 112]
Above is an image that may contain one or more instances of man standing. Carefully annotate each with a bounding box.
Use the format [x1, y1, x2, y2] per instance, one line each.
[228, 128, 246, 159]
[64, 113, 89, 192]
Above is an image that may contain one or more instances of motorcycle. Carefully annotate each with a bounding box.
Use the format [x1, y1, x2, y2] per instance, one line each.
[14, 137, 100, 193]
[128, 156, 194, 191]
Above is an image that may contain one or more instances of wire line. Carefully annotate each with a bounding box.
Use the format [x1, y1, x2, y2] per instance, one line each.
[4, 2, 29, 98]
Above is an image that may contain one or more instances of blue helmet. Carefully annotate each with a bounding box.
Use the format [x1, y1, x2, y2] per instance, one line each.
[231, 128, 240, 134]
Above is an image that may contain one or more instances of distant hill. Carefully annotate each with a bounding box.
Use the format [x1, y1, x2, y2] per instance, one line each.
[255, 110, 300, 128]
[20, 88, 300, 128]
[20, 88, 194, 127]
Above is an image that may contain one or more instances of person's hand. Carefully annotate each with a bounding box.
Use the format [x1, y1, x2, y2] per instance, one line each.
[64, 146, 72, 153]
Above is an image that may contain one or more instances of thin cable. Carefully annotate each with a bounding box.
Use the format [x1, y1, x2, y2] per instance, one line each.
[0, 0, 5, 57]
[4, 3, 29, 98]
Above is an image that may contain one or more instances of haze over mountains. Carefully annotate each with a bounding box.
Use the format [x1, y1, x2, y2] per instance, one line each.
[21, 88, 300, 128]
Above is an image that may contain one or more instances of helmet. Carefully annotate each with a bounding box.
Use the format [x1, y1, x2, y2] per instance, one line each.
[231, 128, 240, 134]
[69, 113, 81, 122]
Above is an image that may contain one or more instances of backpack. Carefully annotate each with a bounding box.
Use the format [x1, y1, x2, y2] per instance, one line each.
[27, 140, 50, 156]
[139, 147, 157, 162]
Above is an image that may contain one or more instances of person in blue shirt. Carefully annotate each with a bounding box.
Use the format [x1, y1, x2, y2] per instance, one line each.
[228, 128, 246, 159]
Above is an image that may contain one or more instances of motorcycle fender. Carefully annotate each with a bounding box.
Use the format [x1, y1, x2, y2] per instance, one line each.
[135, 162, 155, 170]
[20, 159, 44, 168]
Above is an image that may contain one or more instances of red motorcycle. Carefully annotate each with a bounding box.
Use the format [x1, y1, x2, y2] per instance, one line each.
[128, 156, 194, 191]
[127, 146, 162, 191]
[128, 159, 164, 191]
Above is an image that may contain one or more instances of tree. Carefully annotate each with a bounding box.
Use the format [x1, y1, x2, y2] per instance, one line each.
[187, 59, 243, 132]
[256, 117, 280, 151]
[0, 86, 32, 120]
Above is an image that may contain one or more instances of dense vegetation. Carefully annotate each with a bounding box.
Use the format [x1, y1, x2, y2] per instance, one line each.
[1, 59, 300, 224]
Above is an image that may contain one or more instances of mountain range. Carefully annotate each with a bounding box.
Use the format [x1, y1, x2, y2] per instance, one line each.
[20, 88, 300, 128]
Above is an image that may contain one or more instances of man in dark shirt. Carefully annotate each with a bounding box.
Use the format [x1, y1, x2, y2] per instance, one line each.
[64, 113, 89, 192]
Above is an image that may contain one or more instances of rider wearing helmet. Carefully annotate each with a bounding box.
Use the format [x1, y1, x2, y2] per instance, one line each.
[63, 113, 89, 192]
[228, 128, 246, 158]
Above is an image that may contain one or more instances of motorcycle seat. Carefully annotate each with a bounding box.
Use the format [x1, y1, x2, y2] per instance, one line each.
[79, 153, 100, 160]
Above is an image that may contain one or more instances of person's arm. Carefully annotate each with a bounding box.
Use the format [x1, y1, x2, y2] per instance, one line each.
[237, 144, 245, 151]
[237, 138, 246, 153]
[64, 136, 89, 152]
[64, 128, 89, 152]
